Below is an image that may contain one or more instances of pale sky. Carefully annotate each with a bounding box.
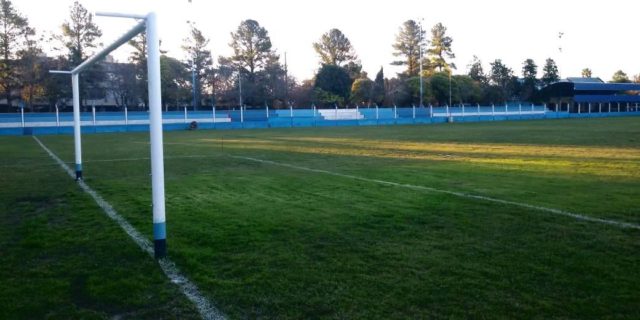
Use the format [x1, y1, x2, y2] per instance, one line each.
[15, 0, 640, 82]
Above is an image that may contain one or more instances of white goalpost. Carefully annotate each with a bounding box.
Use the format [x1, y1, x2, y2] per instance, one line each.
[50, 12, 167, 259]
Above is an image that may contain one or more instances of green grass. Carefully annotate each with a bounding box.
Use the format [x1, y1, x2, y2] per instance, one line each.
[2, 117, 639, 319]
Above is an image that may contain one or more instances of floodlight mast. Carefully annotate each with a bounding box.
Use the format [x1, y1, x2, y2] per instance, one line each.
[48, 12, 167, 259]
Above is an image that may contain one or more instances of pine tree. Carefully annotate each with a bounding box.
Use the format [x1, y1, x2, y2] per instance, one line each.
[313, 29, 357, 67]
[541, 58, 559, 86]
[391, 20, 426, 77]
[0, 0, 33, 107]
[427, 22, 455, 72]
[182, 23, 213, 109]
[229, 19, 273, 80]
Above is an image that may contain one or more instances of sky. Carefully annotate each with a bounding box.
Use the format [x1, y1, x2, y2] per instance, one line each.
[14, 0, 640, 82]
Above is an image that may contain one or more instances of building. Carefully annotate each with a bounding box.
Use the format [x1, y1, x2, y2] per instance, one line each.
[539, 77, 640, 112]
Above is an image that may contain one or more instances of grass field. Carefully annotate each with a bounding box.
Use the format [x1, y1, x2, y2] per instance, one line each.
[1, 117, 639, 319]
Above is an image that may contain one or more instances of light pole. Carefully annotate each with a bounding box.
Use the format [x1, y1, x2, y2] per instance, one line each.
[419, 18, 424, 107]
[238, 67, 243, 108]
[448, 68, 452, 108]
[192, 56, 197, 111]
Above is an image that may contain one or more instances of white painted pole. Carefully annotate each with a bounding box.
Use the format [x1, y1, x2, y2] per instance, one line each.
[588, 103, 591, 114]
[335, 103, 338, 119]
[608, 102, 611, 113]
[184, 106, 187, 123]
[412, 104, 415, 119]
[146, 12, 167, 259]
[461, 104, 465, 117]
[492, 103, 495, 117]
[599, 103, 602, 113]
[92, 105, 96, 125]
[531, 103, 534, 113]
[626, 102, 629, 112]
[313, 104, 316, 117]
[429, 104, 433, 117]
[376, 105, 379, 119]
[618, 102, 620, 112]
[72, 73, 82, 180]
[356, 104, 359, 119]
[55, 104, 60, 127]
[125, 105, 129, 125]
[241, 105, 244, 123]
[20, 106, 24, 127]
[446, 104, 449, 117]
[578, 103, 581, 114]
[518, 103, 522, 115]
[394, 105, 397, 119]
[290, 105, 293, 118]
[212, 106, 215, 123]
[266, 103, 269, 119]
[477, 103, 480, 115]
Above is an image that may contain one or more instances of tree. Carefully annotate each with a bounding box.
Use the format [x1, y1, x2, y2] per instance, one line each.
[430, 72, 458, 105]
[467, 55, 487, 84]
[384, 77, 412, 106]
[258, 53, 287, 105]
[58, 1, 102, 65]
[160, 55, 189, 109]
[581, 68, 592, 78]
[522, 59, 537, 81]
[489, 59, 515, 101]
[610, 70, 630, 83]
[182, 23, 213, 109]
[541, 58, 559, 86]
[313, 28, 357, 67]
[391, 20, 426, 77]
[17, 29, 45, 110]
[314, 64, 351, 106]
[57, 1, 103, 107]
[128, 32, 147, 107]
[106, 62, 138, 108]
[371, 67, 385, 105]
[211, 56, 237, 107]
[521, 59, 538, 101]
[350, 77, 374, 105]
[454, 75, 482, 104]
[427, 22, 455, 72]
[489, 59, 513, 89]
[0, 0, 33, 107]
[229, 19, 273, 80]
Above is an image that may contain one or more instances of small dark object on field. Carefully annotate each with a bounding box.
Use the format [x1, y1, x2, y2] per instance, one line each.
[189, 121, 198, 130]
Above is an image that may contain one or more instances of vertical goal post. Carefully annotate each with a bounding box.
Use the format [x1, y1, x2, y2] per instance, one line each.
[49, 12, 167, 259]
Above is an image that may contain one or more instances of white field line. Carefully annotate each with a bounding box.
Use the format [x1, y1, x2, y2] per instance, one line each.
[32, 136, 225, 320]
[232, 155, 640, 231]
[79, 155, 214, 163]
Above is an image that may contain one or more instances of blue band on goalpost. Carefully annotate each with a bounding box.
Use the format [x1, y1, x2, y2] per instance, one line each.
[154, 222, 167, 258]
[153, 222, 166, 239]
[75, 163, 82, 180]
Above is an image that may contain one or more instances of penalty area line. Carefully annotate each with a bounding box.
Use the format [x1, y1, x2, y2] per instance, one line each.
[232, 154, 640, 231]
[32, 136, 225, 320]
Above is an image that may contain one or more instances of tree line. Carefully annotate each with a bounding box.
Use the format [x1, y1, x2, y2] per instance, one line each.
[2, 0, 639, 112]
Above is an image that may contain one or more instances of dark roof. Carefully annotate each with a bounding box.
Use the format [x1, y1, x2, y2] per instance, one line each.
[574, 83, 640, 91]
[539, 80, 640, 103]
[567, 77, 604, 84]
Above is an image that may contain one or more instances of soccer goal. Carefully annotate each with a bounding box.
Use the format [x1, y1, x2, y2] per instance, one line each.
[50, 12, 167, 259]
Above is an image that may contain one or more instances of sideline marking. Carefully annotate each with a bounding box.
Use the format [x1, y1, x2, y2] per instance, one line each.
[32, 136, 225, 320]
[232, 155, 640, 231]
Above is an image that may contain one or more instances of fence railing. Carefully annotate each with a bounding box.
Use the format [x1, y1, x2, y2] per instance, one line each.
[1, 104, 639, 135]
